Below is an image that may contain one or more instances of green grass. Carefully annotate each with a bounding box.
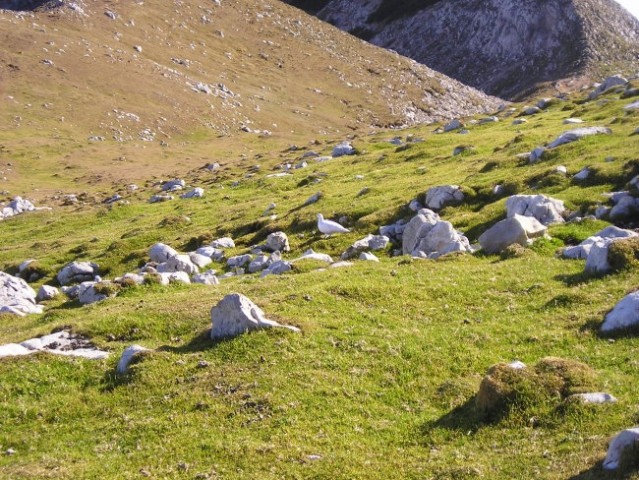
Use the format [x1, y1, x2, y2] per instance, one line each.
[1, 75, 639, 479]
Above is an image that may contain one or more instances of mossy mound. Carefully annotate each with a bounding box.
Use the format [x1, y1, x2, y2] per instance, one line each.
[608, 237, 639, 272]
[476, 357, 598, 420]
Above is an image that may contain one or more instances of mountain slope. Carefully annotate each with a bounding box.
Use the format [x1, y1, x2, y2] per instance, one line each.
[285, 0, 639, 99]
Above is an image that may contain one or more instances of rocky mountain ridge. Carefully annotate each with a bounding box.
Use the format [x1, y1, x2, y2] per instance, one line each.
[284, 0, 639, 99]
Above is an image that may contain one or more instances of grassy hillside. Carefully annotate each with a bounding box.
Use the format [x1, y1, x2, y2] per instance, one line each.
[0, 69, 639, 480]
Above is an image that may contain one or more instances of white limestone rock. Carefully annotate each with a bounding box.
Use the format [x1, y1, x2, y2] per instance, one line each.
[57, 261, 99, 286]
[0, 272, 42, 316]
[265, 231, 290, 252]
[547, 127, 611, 148]
[506, 194, 565, 225]
[211, 237, 235, 249]
[195, 246, 225, 262]
[601, 291, 639, 333]
[332, 141, 356, 157]
[210, 293, 300, 339]
[117, 345, 150, 374]
[180, 187, 204, 199]
[295, 249, 334, 264]
[478, 214, 547, 254]
[603, 428, 639, 470]
[443, 119, 464, 132]
[563, 227, 637, 260]
[341, 234, 389, 260]
[568, 392, 617, 404]
[36, 285, 59, 302]
[359, 252, 379, 262]
[192, 270, 220, 285]
[149, 243, 178, 263]
[425, 185, 465, 211]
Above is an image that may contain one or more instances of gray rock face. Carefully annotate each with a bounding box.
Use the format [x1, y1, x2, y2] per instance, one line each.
[158, 271, 191, 285]
[211, 237, 235, 249]
[603, 428, 639, 470]
[1, 196, 36, 219]
[402, 209, 470, 258]
[180, 187, 204, 199]
[443, 119, 464, 132]
[189, 253, 213, 269]
[157, 254, 199, 275]
[192, 270, 220, 285]
[248, 254, 271, 273]
[609, 193, 639, 220]
[589, 75, 627, 99]
[210, 293, 300, 339]
[195, 246, 225, 262]
[57, 261, 100, 286]
[149, 194, 174, 203]
[227, 254, 252, 268]
[529, 147, 546, 163]
[77, 281, 116, 305]
[36, 285, 59, 302]
[425, 185, 464, 211]
[584, 238, 615, 274]
[265, 232, 290, 252]
[149, 243, 179, 263]
[0, 272, 42, 316]
[547, 127, 612, 148]
[332, 141, 356, 157]
[478, 214, 547, 254]
[260, 260, 292, 277]
[506, 194, 565, 225]
[601, 291, 639, 333]
[292, 0, 639, 100]
[341, 234, 389, 260]
[161, 179, 186, 191]
[117, 345, 150, 374]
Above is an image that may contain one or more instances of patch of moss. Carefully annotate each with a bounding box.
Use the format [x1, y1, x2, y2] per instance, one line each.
[608, 237, 639, 272]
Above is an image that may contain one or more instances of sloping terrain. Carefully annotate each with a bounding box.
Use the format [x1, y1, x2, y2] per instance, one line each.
[0, 0, 498, 198]
[285, 0, 639, 100]
[0, 71, 639, 478]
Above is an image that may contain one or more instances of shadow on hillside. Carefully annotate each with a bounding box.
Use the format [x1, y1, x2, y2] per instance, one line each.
[419, 396, 487, 441]
[158, 329, 215, 354]
[568, 464, 637, 480]
[554, 271, 596, 286]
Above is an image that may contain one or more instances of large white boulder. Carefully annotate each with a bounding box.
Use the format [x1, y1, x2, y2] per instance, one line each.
[0, 272, 42, 316]
[603, 428, 639, 470]
[478, 214, 547, 254]
[601, 291, 639, 333]
[210, 293, 300, 339]
[563, 227, 637, 260]
[506, 194, 565, 225]
[148, 243, 178, 263]
[157, 254, 199, 275]
[402, 210, 470, 258]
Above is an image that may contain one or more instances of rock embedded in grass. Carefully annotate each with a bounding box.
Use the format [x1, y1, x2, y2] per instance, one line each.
[506, 194, 565, 225]
[210, 293, 300, 339]
[603, 428, 639, 470]
[36, 285, 59, 302]
[424, 185, 465, 211]
[57, 261, 100, 286]
[341, 234, 389, 260]
[478, 214, 547, 254]
[0, 271, 43, 316]
[117, 345, 151, 374]
[547, 126, 612, 148]
[402, 209, 471, 258]
[600, 291, 639, 334]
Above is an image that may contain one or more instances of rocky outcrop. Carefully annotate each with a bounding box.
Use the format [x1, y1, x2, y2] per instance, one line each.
[286, 0, 639, 99]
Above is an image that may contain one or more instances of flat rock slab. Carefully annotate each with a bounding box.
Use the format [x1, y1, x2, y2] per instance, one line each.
[547, 126, 611, 148]
[0, 331, 108, 360]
